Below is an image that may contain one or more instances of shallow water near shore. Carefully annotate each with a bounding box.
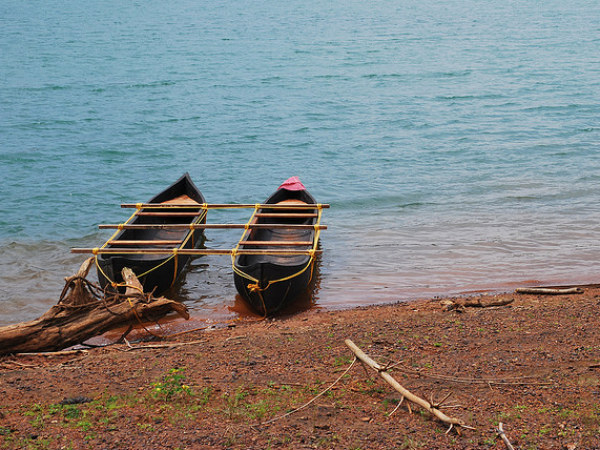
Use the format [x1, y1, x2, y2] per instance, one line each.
[1, 0, 599, 325]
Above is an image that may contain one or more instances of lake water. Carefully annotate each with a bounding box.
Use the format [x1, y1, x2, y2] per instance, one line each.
[1, 0, 599, 326]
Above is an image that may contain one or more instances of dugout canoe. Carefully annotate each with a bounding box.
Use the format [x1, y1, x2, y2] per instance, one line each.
[96, 173, 207, 295]
[233, 177, 322, 315]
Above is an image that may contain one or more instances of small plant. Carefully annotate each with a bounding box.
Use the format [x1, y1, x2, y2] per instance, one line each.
[77, 420, 92, 432]
[150, 368, 192, 401]
[63, 405, 82, 420]
[246, 399, 273, 420]
[334, 355, 353, 366]
[23, 404, 45, 429]
[221, 387, 249, 420]
[538, 426, 551, 436]
[135, 422, 155, 432]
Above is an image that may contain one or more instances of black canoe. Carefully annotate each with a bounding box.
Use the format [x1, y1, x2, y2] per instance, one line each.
[96, 173, 206, 295]
[233, 177, 321, 315]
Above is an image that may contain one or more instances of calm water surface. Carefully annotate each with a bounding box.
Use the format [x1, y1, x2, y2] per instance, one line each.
[1, 0, 599, 325]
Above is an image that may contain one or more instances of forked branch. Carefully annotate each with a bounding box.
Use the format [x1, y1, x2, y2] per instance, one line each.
[345, 339, 473, 433]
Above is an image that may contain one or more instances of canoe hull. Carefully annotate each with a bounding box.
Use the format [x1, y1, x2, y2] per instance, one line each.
[234, 260, 315, 316]
[96, 173, 206, 295]
[233, 178, 319, 315]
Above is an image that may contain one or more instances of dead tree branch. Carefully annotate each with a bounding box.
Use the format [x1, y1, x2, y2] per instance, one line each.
[515, 287, 583, 295]
[345, 339, 473, 433]
[0, 258, 188, 355]
[496, 422, 515, 450]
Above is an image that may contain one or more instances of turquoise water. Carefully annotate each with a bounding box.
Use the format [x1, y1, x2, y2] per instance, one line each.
[1, 0, 599, 325]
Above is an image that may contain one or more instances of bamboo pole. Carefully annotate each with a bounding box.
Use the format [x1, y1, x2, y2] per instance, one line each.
[121, 203, 330, 209]
[107, 240, 183, 246]
[98, 223, 327, 230]
[71, 248, 321, 256]
[254, 213, 318, 218]
[134, 212, 203, 217]
[240, 240, 313, 246]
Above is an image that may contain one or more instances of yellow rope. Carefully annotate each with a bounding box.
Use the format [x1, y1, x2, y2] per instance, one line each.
[95, 256, 117, 287]
[101, 210, 138, 249]
[232, 205, 323, 291]
[231, 205, 260, 284]
[259, 207, 322, 286]
[95, 208, 208, 288]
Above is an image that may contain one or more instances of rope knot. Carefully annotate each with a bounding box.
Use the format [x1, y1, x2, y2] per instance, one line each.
[247, 282, 264, 293]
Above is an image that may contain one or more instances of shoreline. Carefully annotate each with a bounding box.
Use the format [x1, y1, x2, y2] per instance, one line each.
[2, 286, 600, 449]
[102, 278, 600, 341]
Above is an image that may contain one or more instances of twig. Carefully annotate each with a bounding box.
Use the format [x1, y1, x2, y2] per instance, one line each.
[389, 361, 550, 386]
[261, 356, 356, 425]
[0, 361, 38, 369]
[497, 422, 515, 450]
[442, 297, 514, 311]
[164, 325, 210, 339]
[515, 287, 583, 295]
[431, 391, 453, 408]
[121, 339, 205, 351]
[387, 397, 404, 416]
[14, 349, 88, 357]
[345, 339, 474, 432]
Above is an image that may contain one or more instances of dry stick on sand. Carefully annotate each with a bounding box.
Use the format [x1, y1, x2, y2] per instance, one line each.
[515, 287, 583, 295]
[261, 356, 357, 426]
[442, 297, 514, 311]
[345, 339, 474, 434]
[496, 422, 515, 450]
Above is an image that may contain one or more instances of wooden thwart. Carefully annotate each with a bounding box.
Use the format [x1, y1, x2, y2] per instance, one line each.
[254, 213, 318, 218]
[98, 223, 327, 230]
[108, 240, 183, 246]
[240, 240, 312, 246]
[135, 212, 203, 217]
[121, 203, 329, 209]
[72, 248, 321, 256]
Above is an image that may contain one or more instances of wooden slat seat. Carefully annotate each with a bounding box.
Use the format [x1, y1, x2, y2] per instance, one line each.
[240, 240, 313, 246]
[254, 213, 318, 218]
[161, 194, 202, 205]
[108, 240, 184, 246]
[135, 212, 202, 217]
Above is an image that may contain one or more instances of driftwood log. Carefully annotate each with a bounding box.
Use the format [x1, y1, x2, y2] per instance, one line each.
[441, 297, 514, 311]
[0, 258, 189, 355]
[515, 287, 584, 295]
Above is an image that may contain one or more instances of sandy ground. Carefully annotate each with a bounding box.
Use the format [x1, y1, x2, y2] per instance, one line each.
[1, 287, 600, 449]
